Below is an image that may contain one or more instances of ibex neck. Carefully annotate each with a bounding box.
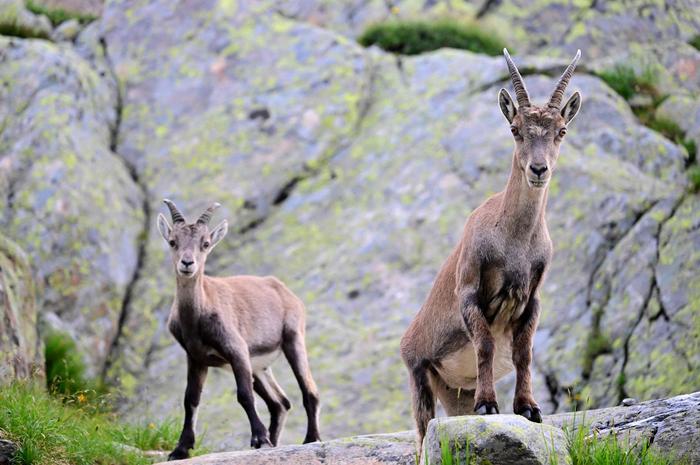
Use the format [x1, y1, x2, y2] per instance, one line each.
[500, 155, 548, 240]
[175, 272, 206, 321]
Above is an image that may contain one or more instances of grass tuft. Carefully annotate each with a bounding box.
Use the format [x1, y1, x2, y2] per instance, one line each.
[25, 0, 96, 27]
[687, 165, 700, 193]
[358, 19, 506, 56]
[0, 381, 180, 465]
[44, 331, 105, 400]
[596, 65, 659, 102]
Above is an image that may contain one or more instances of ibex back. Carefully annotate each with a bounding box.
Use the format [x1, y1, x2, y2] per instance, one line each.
[400, 49, 582, 451]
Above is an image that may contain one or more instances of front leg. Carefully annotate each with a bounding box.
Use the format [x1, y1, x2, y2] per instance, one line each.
[169, 356, 208, 460]
[511, 296, 541, 423]
[219, 341, 271, 448]
[461, 291, 499, 415]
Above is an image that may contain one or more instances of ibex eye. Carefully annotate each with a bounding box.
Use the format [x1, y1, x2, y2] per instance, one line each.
[558, 128, 567, 137]
[203, 241, 210, 249]
[510, 126, 520, 137]
[169, 240, 176, 248]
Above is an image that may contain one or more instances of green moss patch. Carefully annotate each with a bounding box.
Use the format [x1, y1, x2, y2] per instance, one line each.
[25, 0, 96, 26]
[358, 19, 506, 56]
[689, 35, 700, 51]
[597, 64, 698, 191]
[0, 19, 48, 39]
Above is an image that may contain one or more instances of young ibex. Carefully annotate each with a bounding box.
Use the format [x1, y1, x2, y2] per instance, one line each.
[400, 49, 582, 450]
[157, 200, 321, 460]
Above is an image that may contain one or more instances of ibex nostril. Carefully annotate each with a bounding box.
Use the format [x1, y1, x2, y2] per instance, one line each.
[529, 164, 548, 177]
[181, 259, 194, 267]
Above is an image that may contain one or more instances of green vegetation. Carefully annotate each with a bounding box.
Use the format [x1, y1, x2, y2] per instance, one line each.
[690, 35, 700, 51]
[432, 423, 683, 465]
[0, 332, 203, 464]
[25, 0, 96, 27]
[0, 18, 49, 40]
[358, 19, 506, 56]
[597, 64, 698, 191]
[44, 331, 105, 399]
[0, 381, 181, 465]
[565, 424, 683, 465]
[596, 65, 659, 102]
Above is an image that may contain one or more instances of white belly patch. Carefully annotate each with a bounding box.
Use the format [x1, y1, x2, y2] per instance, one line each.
[251, 349, 282, 373]
[435, 332, 514, 390]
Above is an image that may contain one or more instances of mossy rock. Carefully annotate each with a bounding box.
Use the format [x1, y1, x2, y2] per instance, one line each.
[0, 234, 41, 382]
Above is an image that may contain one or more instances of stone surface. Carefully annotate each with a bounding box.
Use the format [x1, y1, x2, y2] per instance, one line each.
[0, 0, 52, 39]
[0, 37, 145, 376]
[0, 438, 18, 465]
[546, 391, 700, 465]
[423, 415, 569, 465]
[51, 18, 82, 42]
[158, 391, 700, 465]
[0, 234, 41, 382]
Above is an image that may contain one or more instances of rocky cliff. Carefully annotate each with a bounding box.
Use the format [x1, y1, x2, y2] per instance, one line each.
[0, 0, 699, 453]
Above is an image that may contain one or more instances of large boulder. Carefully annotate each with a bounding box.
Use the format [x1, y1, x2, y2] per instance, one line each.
[0, 37, 145, 376]
[423, 415, 569, 465]
[0, 234, 41, 382]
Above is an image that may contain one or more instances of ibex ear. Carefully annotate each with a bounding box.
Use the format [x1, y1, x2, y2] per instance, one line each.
[561, 91, 581, 123]
[499, 88, 517, 123]
[209, 220, 228, 249]
[157, 213, 172, 243]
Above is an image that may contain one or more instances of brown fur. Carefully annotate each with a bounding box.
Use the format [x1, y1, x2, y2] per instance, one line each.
[400, 50, 582, 452]
[157, 201, 320, 460]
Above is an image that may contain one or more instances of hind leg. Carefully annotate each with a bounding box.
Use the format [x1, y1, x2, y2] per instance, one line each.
[253, 368, 291, 446]
[433, 375, 476, 417]
[406, 361, 436, 453]
[282, 330, 321, 443]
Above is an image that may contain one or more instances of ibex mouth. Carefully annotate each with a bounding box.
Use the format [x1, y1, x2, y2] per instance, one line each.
[528, 179, 548, 188]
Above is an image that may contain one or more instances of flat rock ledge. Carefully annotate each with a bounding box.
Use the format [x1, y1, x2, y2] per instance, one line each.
[162, 392, 700, 465]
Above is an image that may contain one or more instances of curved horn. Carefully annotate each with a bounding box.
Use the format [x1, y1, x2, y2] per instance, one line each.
[548, 49, 581, 109]
[163, 199, 185, 223]
[197, 202, 221, 225]
[503, 48, 530, 107]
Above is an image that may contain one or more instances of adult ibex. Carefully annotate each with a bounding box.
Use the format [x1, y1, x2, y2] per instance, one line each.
[400, 49, 582, 450]
[157, 200, 321, 460]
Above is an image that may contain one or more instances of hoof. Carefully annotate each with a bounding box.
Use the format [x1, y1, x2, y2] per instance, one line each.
[251, 433, 272, 449]
[303, 434, 321, 444]
[167, 446, 190, 461]
[474, 400, 499, 415]
[515, 406, 542, 423]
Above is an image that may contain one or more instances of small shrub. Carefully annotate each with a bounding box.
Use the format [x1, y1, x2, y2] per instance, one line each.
[596, 65, 659, 101]
[25, 0, 96, 27]
[358, 19, 506, 56]
[688, 165, 700, 193]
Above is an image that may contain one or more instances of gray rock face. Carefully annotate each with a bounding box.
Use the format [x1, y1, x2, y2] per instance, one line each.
[0, 438, 18, 465]
[0, 37, 144, 376]
[158, 391, 700, 465]
[0, 234, 41, 382]
[423, 415, 569, 465]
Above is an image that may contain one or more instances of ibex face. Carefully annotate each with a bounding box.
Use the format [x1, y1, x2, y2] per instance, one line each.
[157, 199, 228, 278]
[498, 49, 582, 189]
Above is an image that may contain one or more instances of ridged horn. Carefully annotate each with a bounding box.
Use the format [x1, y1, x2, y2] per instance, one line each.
[197, 202, 221, 225]
[163, 199, 185, 223]
[503, 48, 530, 107]
[548, 49, 581, 109]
